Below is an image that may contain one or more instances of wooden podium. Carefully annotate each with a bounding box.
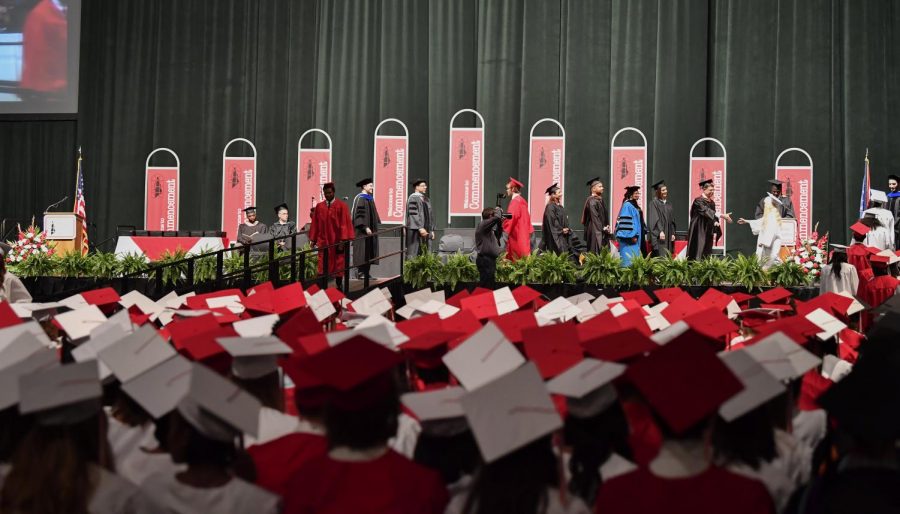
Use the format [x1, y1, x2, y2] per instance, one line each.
[44, 212, 86, 255]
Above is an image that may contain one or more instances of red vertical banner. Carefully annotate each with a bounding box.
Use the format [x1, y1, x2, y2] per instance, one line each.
[527, 119, 565, 226]
[609, 128, 648, 223]
[144, 148, 180, 231]
[222, 138, 257, 243]
[688, 137, 727, 252]
[775, 148, 813, 243]
[448, 109, 486, 219]
[372, 119, 410, 224]
[296, 129, 333, 228]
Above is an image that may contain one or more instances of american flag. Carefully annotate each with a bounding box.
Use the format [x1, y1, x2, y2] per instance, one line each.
[858, 149, 871, 219]
[74, 148, 89, 255]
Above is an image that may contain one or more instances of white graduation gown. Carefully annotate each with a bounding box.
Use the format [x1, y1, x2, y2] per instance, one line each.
[747, 196, 783, 266]
[819, 263, 859, 296]
[141, 471, 280, 514]
[388, 411, 422, 459]
[106, 413, 182, 486]
[244, 406, 300, 447]
[864, 207, 895, 249]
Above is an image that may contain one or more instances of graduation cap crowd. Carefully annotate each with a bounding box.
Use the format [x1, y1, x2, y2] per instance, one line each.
[0, 229, 900, 513]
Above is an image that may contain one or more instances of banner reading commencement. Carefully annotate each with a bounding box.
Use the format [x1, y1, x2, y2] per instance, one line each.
[448, 109, 486, 219]
[373, 119, 409, 225]
[221, 138, 257, 243]
[775, 148, 814, 243]
[609, 128, 648, 223]
[689, 138, 727, 252]
[296, 129, 332, 228]
[528, 118, 565, 226]
[144, 148, 180, 231]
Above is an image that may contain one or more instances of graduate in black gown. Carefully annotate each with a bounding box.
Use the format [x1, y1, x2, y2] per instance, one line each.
[647, 180, 676, 257]
[350, 178, 381, 279]
[581, 177, 612, 254]
[270, 203, 296, 249]
[686, 179, 731, 260]
[540, 183, 572, 257]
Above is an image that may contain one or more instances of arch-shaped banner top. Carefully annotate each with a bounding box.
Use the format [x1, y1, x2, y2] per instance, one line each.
[609, 127, 649, 220]
[145, 147, 180, 169]
[144, 147, 180, 232]
[689, 137, 727, 159]
[529, 118, 566, 139]
[774, 147, 814, 168]
[223, 138, 258, 158]
[297, 128, 333, 150]
[374, 118, 410, 137]
[448, 110, 486, 219]
[449, 109, 485, 129]
[373, 118, 410, 224]
[222, 138, 258, 242]
[610, 127, 648, 148]
[528, 118, 566, 225]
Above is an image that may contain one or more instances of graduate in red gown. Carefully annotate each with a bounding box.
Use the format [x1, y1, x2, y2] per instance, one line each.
[309, 182, 355, 280]
[20, 0, 68, 94]
[860, 255, 900, 309]
[848, 222, 874, 277]
[502, 177, 534, 262]
[282, 337, 449, 514]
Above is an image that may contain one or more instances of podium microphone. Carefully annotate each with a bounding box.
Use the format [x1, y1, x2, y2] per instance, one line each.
[44, 195, 69, 213]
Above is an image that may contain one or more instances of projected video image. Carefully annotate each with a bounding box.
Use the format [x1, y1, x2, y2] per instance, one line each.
[0, 0, 80, 114]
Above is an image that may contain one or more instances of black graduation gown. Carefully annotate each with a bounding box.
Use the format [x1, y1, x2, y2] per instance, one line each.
[582, 195, 610, 253]
[351, 193, 380, 269]
[686, 196, 720, 260]
[647, 198, 676, 256]
[541, 202, 571, 255]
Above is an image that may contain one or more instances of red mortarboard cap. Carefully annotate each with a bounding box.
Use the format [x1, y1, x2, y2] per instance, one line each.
[446, 289, 471, 309]
[614, 308, 652, 337]
[306, 284, 321, 294]
[866, 246, 882, 256]
[0, 302, 22, 329]
[839, 328, 863, 350]
[459, 293, 499, 320]
[275, 307, 322, 342]
[401, 330, 464, 369]
[738, 308, 780, 328]
[698, 288, 733, 312]
[576, 311, 622, 341]
[396, 313, 443, 339]
[759, 303, 794, 312]
[661, 294, 703, 323]
[167, 314, 220, 345]
[581, 328, 657, 363]
[620, 289, 654, 306]
[508, 177, 524, 189]
[625, 331, 743, 434]
[185, 289, 245, 310]
[795, 293, 853, 319]
[797, 369, 833, 411]
[684, 308, 739, 342]
[870, 254, 891, 268]
[272, 283, 307, 312]
[512, 285, 542, 309]
[730, 292, 755, 305]
[653, 287, 687, 304]
[443, 309, 483, 341]
[305, 336, 403, 410]
[240, 289, 276, 314]
[850, 222, 871, 236]
[248, 282, 275, 296]
[280, 354, 334, 410]
[294, 332, 330, 356]
[490, 310, 538, 344]
[756, 287, 793, 304]
[522, 323, 583, 379]
[127, 305, 151, 327]
[207, 307, 241, 325]
[81, 287, 121, 307]
[324, 287, 346, 304]
[174, 326, 236, 374]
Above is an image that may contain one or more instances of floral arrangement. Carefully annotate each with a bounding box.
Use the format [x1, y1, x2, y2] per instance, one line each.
[791, 223, 827, 277]
[5, 224, 55, 264]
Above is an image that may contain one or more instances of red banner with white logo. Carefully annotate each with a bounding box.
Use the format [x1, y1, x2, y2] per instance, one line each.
[449, 127, 485, 217]
[296, 149, 331, 228]
[145, 167, 179, 231]
[373, 135, 408, 224]
[528, 136, 565, 226]
[775, 166, 813, 242]
[689, 157, 727, 250]
[609, 147, 647, 222]
[222, 157, 256, 242]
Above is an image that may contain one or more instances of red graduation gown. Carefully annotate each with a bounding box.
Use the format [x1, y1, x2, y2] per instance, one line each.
[847, 244, 872, 277]
[595, 466, 775, 514]
[282, 449, 449, 514]
[247, 432, 328, 498]
[309, 199, 355, 278]
[20, 0, 67, 92]
[502, 195, 534, 261]
[861, 275, 899, 309]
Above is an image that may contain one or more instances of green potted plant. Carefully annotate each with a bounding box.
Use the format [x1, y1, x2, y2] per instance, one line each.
[728, 254, 768, 291]
[690, 255, 731, 287]
[402, 251, 444, 289]
[652, 255, 690, 287]
[529, 252, 577, 285]
[767, 260, 812, 288]
[579, 250, 622, 287]
[620, 255, 656, 289]
[442, 252, 478, 290]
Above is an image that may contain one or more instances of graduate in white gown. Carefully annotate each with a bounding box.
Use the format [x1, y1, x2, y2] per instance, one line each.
[819, 245, 859, 296]
[864, 190, 896, 250]
[0, 361, 160, 514]
[738, 193, 785, 267]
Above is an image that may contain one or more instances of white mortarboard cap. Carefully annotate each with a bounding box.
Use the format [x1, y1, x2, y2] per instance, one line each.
[216, 336, 292, 379]
[442, 321, 525, 391]
[546, 358, 626, 400]
[71, 323, 130, 381]
[461, 362, 563, 463]
[822, 354, 853, 383]
[744, 331, 821, 381]
[19, 361, 101, 425]
[176, 363, 261, 440]
[650, 320, 690, 345]
[120, 355, 192, 418]
[718, 349, 786, 422]
[118, 290, 160, 315]
[53, 305, 108, 343]
[10, 302, 62, 321]
[98, 324, 177, 382]
[401, 386, 466, 422]
[308, 290, 338, 322]
[870, 189, 888, 204]
[0, 337, 58, 410]
[0, 321, 53, 351]
[805, 308, 847, 340]
[351, 288, 392, 316]
[232, 313, 279, 337]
